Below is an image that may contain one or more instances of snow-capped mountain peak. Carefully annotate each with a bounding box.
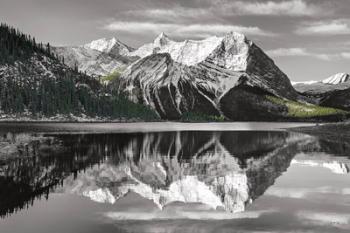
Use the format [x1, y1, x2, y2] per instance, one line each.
[129, 33, 225, 66]
[292, 73, 350, 86]
[54, 36, 137, 77]
[154, 32, 170, 46]
[224, 31, 247, 43]
[322, 73, 350, 85]
[83, 37, 132, 56]
[84, 37, 118, 53]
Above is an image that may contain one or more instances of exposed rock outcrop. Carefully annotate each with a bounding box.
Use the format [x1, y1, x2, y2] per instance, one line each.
[115, 32, 298, 120]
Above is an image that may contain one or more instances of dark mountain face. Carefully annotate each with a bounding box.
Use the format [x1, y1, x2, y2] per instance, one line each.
[320, 89, 350, 111]
[219, 84, 289, 121]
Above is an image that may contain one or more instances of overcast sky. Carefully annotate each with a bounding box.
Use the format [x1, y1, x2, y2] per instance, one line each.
[1, 0, 350, 81]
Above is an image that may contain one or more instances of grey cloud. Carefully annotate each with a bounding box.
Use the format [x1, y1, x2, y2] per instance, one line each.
[296, 19, 350, 35]
[103, 21, 274, 38]
[1, 0, 350, 81]
[267, 47, 350, 61]
[217, 0, 323, 16]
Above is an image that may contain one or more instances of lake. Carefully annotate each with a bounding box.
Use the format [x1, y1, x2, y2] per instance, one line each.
[0, 123, 349, 233]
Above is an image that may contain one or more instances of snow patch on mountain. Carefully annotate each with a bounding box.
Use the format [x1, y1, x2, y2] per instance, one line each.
[84, 38, 117, 53]
[118, 31, 298, 119]
[209, 32, 250, 71]
[83, 37, 132, 56]
[322, 73, 350, 85]
[53, 44, 134, 77]
[129, 32, 224, 66]
[291, 80, 318, 86]
[292, 73, 350, 86]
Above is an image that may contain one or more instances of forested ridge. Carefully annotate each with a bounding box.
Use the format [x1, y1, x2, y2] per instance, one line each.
[0, 23, 158, 120]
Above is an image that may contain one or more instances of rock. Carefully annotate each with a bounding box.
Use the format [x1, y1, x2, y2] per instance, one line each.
[293, 73, 350, 110]
[293, 73, 350, 95]
[53, 38, 138, 77]
[323, 73, 350, 85]
[116, 32, 298, 120]
[116, 53, 220, 119]
[219, 84, 288, 121]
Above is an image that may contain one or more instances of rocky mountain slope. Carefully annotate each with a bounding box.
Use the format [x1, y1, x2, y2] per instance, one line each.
[53, 38, 138, 77]
[114, 32, 295, 120]
[113, 32, 348, 120]
[293, 73, 350, 111]
[293, 73, 350, 95]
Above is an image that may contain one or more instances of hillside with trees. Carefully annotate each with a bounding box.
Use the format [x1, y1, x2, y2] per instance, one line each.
[0, 23, 158, 121]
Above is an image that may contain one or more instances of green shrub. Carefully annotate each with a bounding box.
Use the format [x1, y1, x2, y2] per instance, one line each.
[181, 112, 225, 122]
[101, 69, 122, 82]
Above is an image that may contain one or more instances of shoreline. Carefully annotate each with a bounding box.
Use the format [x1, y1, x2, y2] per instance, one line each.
[0, 122, 316, 134]
[288, 121, 350, 142]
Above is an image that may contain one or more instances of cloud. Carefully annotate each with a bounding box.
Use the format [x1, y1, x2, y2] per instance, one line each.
[123, 7, 211, 22]
[296, 20, 350, 35]
[123, 0, 321, 20]
[267, 48, 309, 57]
[221, 0, 321, 16]
[298, 211, 350, 225]
[103, 21, 273, 38]
[341, 52, 350, 59]
[266, 48, 332, 60]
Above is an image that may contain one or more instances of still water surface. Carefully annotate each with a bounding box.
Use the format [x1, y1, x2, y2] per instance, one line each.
[0, 123, 349, 233]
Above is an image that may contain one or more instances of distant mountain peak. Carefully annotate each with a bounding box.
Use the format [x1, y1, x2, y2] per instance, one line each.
[322, 73, 350, 85]
[84, 37, 117, 52]
[225, 31, 247, 41]
[54, 36, 137, 77]
[83, 37, 132, 55]
[154, 32, 170, 46]
[292, 73, 350, 86]
[130, 33, 227, 66]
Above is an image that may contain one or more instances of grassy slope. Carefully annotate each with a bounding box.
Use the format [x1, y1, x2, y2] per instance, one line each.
[101, 70, 122, 82]
[266, 96, 348, 118]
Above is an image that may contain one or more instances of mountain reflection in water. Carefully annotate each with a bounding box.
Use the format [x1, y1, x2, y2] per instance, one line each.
[0, 131, 311, 216]
[0, 130, 349, 231]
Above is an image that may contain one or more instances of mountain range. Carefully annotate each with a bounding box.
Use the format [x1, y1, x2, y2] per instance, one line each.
[53, 37, 138, 77]
[293, 73, 350, 111]
[1, 22, 349, 121]
[55, 32, 349, 121]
